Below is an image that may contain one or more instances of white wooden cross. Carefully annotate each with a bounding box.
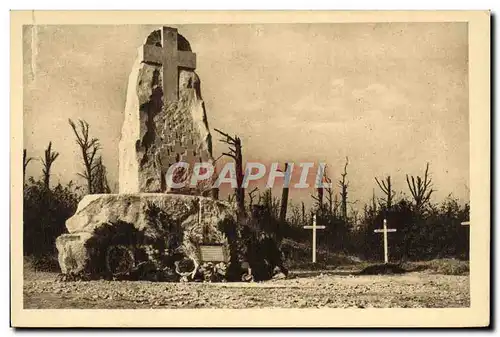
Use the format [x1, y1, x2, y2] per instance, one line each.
[374, 219, 397, 264]
[303, 214, 325, 263]
[141, 27, 197, 102]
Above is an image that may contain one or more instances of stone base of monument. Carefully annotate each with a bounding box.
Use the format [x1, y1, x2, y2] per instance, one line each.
[55, 193, 287, 282]
[55, 193, 237, 281]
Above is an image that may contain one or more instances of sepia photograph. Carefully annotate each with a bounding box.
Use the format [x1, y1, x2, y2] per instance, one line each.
[10, 10, 490, 327]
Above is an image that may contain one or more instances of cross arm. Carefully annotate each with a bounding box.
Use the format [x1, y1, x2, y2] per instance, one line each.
[139, 44, 163, 65]
[178, 51, 196, 69]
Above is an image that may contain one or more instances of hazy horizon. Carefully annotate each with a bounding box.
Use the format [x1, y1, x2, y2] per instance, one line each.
[23, 23, 469, 208]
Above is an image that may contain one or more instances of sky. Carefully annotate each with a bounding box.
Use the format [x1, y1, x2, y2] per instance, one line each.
[23, 23, 469, 208]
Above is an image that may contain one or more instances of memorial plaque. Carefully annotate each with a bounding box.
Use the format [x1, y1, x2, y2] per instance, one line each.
[199, 245, 229, 263]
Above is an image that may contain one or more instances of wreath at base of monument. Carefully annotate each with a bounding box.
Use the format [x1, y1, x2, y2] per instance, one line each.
[174, 257, 198, 281]
[198, 262, 228, 282]
[105, 245, 136, 276]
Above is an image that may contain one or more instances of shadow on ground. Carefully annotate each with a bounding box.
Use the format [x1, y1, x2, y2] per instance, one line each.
[289, 269, 360, 278]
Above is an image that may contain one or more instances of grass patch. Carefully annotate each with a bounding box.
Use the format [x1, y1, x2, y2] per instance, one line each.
[24, 255, 60, 273]
[403, 259, 469, 275]
[281, 238, 363, 270]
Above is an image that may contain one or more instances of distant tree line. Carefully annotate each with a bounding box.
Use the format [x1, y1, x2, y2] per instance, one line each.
[23, 119, 111, 262]
[281, 160, 468, 262]
[214, 129, 469, 263]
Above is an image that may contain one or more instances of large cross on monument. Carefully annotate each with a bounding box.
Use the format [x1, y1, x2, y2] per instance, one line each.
[374, 219, 397, 264]
[140, 27, 197, 102]
[303, 214, 326, 263]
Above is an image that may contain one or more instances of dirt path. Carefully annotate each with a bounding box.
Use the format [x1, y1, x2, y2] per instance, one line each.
[23, 270, 469, 309]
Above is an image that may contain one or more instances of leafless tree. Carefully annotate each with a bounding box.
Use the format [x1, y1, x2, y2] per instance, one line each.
[279, 162, 290, 223]
[312, 164, 331, 215]
[68, 119, 100, 194]
[338, 157, 349, 220]
[41, 142, 59, 189]
[324, 174, 334, 215]
[301, 201, 306, 225]
[371, 188, 378, 214]
[375, 175, 395, 209]
[333, 194, 340, 217]
[214, 128, 245, 217]
[247, 187, 259, 209]
[23, 149, 34, 184]
[318, 166, 337, 216]
[406, 162, 434, 210]
[312, 187, 324, 212]
[92, 156, 111, 193]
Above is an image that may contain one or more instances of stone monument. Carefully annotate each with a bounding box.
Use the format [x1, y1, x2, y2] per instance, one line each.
[56, 27, 235, 280]
[119, 26, 214, 194]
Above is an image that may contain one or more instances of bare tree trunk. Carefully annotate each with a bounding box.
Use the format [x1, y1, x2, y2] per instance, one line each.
[68, 119, 101, 195]
[371, 188, 377, 214]
[406, 162, 434, 211]
[234, 138, 244, 216]
[301, 201, 306, 225]
[338, 157, 349, 221]
[41, 142, 59, 190]
[279, 163, 290, 223]
[341, 186, 347, 220]
[214, 128, 245, 217]
[316, 187, 323, 213]
[325, 175, 333, 215]
[248, 187, 258, 210]
[375, 175, 394, 209]
[23, 149, 33, 185]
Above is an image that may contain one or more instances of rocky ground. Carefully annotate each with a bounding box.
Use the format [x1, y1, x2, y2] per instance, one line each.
[23, 268, 469, 309]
